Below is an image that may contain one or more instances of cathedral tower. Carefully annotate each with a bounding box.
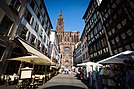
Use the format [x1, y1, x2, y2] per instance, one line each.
[56, 10, 64, 33]
[56, 11, 80, 69]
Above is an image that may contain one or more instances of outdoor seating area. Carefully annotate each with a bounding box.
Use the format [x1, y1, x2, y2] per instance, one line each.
[0, 54, 59, 88]
[0, 73, 19, 85]
[0, 66, 58, 88]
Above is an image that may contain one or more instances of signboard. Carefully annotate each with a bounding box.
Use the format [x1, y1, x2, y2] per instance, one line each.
[20, 70, 32, 79]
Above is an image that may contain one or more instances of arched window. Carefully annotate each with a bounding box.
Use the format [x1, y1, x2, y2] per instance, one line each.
[64, 47, 70, 53]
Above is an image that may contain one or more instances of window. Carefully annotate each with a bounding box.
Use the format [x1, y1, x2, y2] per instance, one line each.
[116, 0, 121, 4]
[64, 47, 70, 53]
[10, 0, 21, 12]
[118, 9, 122, 15]
[108, 31, 112, 36]
[30, 0, 35, 11]
[112, 28, 115, 34]
[64, 36, 66, 42]
[25, 10, 32, 24]
[112, 3, 116, 8]
[34, 22, 39, 32]
[29, 16, 34, 25]
[117, 23, 121, 29]
[37, 40, 41, 49]
[121, 33, 126, 40]
[40, 29, 43, 38]
[90, 31, 94, 38]
[129, 1, 134, 9]
[0, 15, 13, 35]
[44, 35, 46, 43]
[111, 39, 115, 45]
[30, 34, 36, 46]
[20, 26, 28, 40]
[115, 37, 119, 42]
[127, 29, 132, 36]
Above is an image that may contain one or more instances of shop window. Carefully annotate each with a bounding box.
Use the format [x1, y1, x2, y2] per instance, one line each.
[0, 46, 5, 60]
[0, 15, 13, 35]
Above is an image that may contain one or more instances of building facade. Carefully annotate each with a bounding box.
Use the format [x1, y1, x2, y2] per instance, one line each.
[80, 28, 89, 63]
[99, 0, 134, 55]
[83, 0, 110, 62]
[74, 42, 82, 64]
[0, 0, 52, 74]
[48, 30, 61, 67]
[83, 0, 134, 63]
[56, 11, 80, 69]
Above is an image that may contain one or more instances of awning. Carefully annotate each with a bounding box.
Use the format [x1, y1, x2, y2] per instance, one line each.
[77, 62, 102, 67]
[97, 50, 134, 64]
[18, 39, 51, 63]
[7, 55, 52, 65]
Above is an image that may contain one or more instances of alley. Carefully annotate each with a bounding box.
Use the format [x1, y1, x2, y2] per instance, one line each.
[38, 72, 89, 89]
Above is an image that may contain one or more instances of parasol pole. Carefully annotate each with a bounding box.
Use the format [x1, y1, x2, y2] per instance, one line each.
[17, 61, 24, 76]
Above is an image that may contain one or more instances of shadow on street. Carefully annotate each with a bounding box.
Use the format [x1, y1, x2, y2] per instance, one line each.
[42, 85, 87, 89]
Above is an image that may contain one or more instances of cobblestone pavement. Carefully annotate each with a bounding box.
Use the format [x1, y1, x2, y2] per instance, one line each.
[38, 72, 89, 89]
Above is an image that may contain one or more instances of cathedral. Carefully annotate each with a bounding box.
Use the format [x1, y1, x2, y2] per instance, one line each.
[56, 11, 80, 69]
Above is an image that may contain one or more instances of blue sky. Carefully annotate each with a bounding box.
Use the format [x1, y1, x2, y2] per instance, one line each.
[44, 0, 90, 36]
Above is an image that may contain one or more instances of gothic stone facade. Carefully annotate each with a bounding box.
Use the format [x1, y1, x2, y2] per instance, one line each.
[56, 11, 80, 69]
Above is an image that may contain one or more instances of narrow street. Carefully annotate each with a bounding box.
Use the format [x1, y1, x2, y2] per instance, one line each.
[0, 72, 89, 89]
[38, 72, 89, 89]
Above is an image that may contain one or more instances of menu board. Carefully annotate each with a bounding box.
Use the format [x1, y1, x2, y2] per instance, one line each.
[20, 70, 32, 79]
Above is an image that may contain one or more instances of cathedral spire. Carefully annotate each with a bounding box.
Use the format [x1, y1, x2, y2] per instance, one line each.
[59, 10, 63, 18]
[56, 10, 64, 32]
